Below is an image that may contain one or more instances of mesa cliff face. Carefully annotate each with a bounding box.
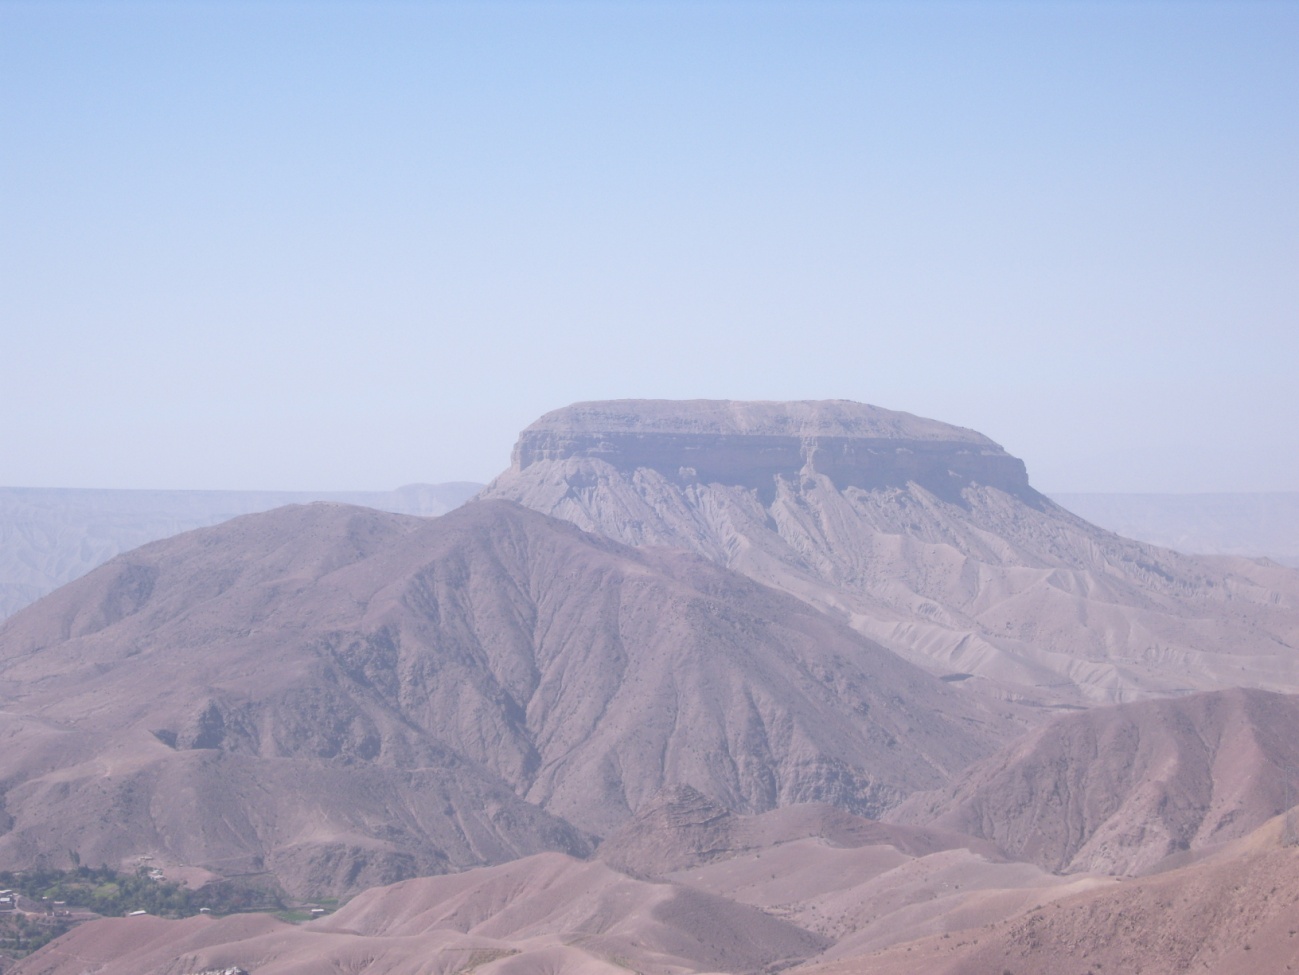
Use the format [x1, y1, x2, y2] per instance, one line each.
[483, 400, 1299, 708]
[511, 399, 1037, 503]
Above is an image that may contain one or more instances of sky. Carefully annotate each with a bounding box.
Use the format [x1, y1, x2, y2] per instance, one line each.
[2, 1, 1296, 494]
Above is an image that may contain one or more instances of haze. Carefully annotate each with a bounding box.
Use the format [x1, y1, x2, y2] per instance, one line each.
[2, 1, 1296, 493]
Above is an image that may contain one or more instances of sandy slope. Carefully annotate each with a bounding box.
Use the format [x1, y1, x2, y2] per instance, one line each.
[600, 790, 1106, 955]
[15, 805, 1297, 975]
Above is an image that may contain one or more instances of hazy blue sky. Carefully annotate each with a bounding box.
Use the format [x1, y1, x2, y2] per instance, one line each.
[3, 1, 1295, 493]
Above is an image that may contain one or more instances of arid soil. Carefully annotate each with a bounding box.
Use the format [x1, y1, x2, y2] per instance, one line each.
[794, 815, 1299, 975]
[9, 852, 829, 975]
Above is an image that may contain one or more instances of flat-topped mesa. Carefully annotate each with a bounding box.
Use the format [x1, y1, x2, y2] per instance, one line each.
[511, 399, 1037, 501]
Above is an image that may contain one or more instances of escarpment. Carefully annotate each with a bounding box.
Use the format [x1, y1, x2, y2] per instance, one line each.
[484, 399, 1299, 709]
[509, 399, 1038, 504]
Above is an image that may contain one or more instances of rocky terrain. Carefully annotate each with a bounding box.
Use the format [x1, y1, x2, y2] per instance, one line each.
[1, 798, 1097, 975]
[5, 398, 1299, 973]
[798, 814, 1299, 975]
[483, 400, 1299, 707]
[0, 482, 481, 620]
[0, 498, 1001, 898]
[18, 802, 1296, 975]
[891, 686, 1299, 875]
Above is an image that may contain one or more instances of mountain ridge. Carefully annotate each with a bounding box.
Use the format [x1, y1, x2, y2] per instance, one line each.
[0, 498, 1002, 896]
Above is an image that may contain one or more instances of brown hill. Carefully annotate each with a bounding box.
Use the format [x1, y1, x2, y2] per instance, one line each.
[481, 399, 1299, 707]
[20, 814, 1296, 975]
[597, 785, 1000, 877]
[0, 482, 481, 619]
[796, 814, 1299, 975]
[8, 803, 1109, 975]
[890, 686, 1299, 875]
[10, 853, 829, 975]
[0, 500, 999, 895]
[599, 789, 1104, 955]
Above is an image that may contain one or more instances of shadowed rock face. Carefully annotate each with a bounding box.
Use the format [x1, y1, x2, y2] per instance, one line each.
[512, 399, 1037, 504]
[484, 399, 1299, 709]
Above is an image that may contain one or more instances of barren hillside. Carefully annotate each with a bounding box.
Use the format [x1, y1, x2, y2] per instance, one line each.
[0, 500, 1000, 896]
[0, 483, 481, 619]
[890, 686, 1299, 875]
[483, 399, 1299, 707]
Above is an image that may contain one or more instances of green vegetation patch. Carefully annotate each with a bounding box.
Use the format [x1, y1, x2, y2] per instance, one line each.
[0, 865, 287, 962]
[0, 864, 283, 919]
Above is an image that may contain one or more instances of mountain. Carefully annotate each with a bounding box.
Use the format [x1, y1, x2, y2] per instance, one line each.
[596, 785, 1001, 877]
[598, 788, 1101, 956]
[798, 814, 1299, 975]
[17, 811, 1297, 975]
[0, 499, 1001, 896]
[890, 686, 1299, 875]
[481, 399, 1299, 707]
[6, 852, 830, 975]
[0, 482, 482, 620]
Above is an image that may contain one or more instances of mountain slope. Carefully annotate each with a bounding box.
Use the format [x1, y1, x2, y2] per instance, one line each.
[8, 853, 830, 975]
[481, 399, 1299, 707]
[20, 812, 1296, 975]
[599, 789, 1101, 956]
[889, 686, 1299, 875]
[797, 815, 1299, 975]
[0, 500, 1000, 894]
[0, 482, 482, 619]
